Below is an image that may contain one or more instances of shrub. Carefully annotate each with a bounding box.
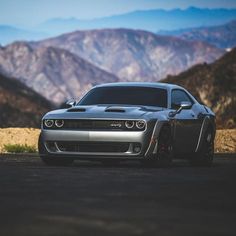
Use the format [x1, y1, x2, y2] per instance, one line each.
[3, 144, 37, 153]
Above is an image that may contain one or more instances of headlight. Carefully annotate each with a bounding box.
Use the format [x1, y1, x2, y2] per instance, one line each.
[125, 120, 134, 129]
[136, 120, 146, 130]
[55, 119, 64, 128]
[44, 119, 54, 128]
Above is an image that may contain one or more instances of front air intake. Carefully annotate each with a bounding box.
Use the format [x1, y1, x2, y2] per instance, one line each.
[105, 107, 125, 113]
[67, 108, 86, 112]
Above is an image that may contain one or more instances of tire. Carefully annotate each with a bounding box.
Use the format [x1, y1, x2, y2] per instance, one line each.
[38, 133, 74, 166]
[191, 127, 214, 167]
[141, 125, 173, 167]
[156, 126, 173, 167]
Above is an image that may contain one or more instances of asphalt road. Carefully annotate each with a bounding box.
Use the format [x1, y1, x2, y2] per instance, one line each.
[0, 154, 236, 236]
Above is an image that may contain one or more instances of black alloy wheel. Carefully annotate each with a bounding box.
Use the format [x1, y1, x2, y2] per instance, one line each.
[191, 127, 214, 167]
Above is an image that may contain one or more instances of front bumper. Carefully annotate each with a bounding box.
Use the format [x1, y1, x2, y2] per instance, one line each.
[41, 129, 152, 159]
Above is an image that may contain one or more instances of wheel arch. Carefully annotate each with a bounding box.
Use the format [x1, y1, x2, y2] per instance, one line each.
[195, 116, 216, 153]
[144, 120, 172, 158]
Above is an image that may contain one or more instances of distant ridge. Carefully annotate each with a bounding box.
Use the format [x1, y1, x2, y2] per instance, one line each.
[158, 20, 236, 49]
[39, 7, 236, 35]
[1, 7, 236, 45]
[0, 25, 47, 46]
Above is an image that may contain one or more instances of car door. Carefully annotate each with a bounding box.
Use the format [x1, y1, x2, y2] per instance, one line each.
[170, 89, 202, 153]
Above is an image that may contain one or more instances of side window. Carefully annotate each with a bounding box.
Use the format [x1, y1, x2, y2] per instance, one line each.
[171, 90, 193, 109]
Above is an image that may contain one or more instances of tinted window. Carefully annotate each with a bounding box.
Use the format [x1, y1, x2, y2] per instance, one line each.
[79, 86, 168, 108]
[171, 89, 193, 109]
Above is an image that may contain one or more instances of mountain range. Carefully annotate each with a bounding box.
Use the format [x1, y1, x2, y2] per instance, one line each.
[0, 28, 225, 106]
[158, 20, 236, 49]
[34, 28, 224, 82]
[162, 48, 236, 129]
[0, 72, 52, 128]
[1, 7, 236, 45]
[39, 7, 236, 35]
[0, 42, 118, 105]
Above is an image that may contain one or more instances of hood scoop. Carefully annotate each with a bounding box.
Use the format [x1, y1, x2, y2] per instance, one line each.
[105, 107, 125, 113]
[67, 107, 86, 112]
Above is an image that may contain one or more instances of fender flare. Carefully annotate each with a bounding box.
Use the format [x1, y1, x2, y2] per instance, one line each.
[144, 120, 170, 158]
[195, 116, 215, 153]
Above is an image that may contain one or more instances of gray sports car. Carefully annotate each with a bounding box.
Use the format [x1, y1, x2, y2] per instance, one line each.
[39, 82, 215, 166]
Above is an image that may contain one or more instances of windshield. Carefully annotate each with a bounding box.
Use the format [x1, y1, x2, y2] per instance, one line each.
[79, 86, 168, 108]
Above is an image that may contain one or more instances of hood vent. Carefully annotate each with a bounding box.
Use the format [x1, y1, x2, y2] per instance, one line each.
[67, 107, 86, 112]
[105, 107, 125, 113]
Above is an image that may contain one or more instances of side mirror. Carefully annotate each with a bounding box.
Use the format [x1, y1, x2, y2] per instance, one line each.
[180, 101, 192, 110]
[66, 99, 76, 108]
[169, 101, 192, 117]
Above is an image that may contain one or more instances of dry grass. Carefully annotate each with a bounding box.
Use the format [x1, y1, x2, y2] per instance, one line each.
[0, 128, 40, 153]
[0, 128, 235, 153]
[3, 144, 37, 153]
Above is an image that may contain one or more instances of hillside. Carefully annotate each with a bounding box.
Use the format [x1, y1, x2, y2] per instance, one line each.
[0, 42, 119, 105]
[35, 28, 224, 82]
[0, 73, 52, 128]
[159, 20, 236, 49]
[163, 48, 236, 128]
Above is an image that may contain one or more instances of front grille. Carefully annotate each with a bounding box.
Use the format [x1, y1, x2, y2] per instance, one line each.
[64, 120, 125, 130]
[56, 141, 130, 153]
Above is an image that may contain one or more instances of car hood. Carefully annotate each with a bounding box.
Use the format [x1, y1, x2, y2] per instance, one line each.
[43, 105, 167, 120]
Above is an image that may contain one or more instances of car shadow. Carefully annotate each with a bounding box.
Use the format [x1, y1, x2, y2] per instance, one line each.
[0, 153, 234, 169]
[71, 153, 235, 169]
[72, 159, 194, 169]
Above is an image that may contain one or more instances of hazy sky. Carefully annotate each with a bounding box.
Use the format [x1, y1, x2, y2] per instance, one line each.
[1, 0, 236, 27]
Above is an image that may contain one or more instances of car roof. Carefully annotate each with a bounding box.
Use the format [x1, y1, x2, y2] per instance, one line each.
[94, 82, 183, 90]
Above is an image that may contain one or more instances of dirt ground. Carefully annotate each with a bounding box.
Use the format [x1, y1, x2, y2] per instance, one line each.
[0, 128, 235, 153]
[0, 128, 40, 153]
[215, 129, 236, 153]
